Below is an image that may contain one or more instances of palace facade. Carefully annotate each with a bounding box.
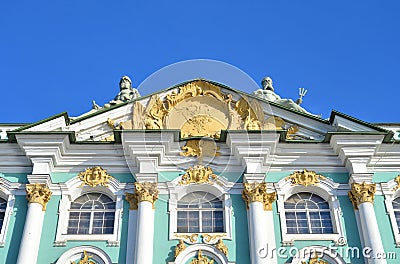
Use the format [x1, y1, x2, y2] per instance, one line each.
[0, 76, 399, 264]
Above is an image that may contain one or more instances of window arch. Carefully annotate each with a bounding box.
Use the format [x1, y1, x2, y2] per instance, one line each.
[392, 197, 400, 233]
[67, 193, 115, 235]
[177, 192, 224, 233]
[284, 192, 333, 234]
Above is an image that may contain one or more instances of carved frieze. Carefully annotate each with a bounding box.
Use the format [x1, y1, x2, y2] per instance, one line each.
[78, 166, 113, 187]
[348, 182, 376, 210]
[285, 169, 326, 186]
[242, 182, 276, 211]
[175, 233, 198, 244]
[26, 183, 52, 211]
[179, 165, 218, 185]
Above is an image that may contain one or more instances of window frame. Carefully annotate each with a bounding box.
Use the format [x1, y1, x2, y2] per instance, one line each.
[276, 177, 345, 246]
[54, 178, 123, 247]
[0, 193, 14, 247]
[382, 179, 400, 247]
[168, 183, 233, 242]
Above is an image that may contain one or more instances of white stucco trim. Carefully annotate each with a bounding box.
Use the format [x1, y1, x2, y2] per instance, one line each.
[169, 244, 235, 264]
[290, 246, 346, 264]
[167, 182, 233, 242]
[0, 178, 18, 248]
[275, 176, 346, 246]
[382, 179, 400, 247]
[55, 246, 112, 264]
[54, 177, 123, 247]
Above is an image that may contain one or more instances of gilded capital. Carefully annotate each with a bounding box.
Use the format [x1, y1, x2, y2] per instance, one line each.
[26, 183, 52, 211]
[348, 182, 376, 210]
[134, 182, 159, 209]
[125, 192, 138, 210]
[242, 182, 276, 211]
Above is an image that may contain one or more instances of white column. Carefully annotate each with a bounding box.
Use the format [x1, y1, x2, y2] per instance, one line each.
[131, 182, 158, 264]
[125, 193, 138, 264]
[243, 182, 277, 264]
[16, 183, 52, 264]
[358, 202, 386, 264]
[349, 182, 386, 264]
[135, 201, 155, 264]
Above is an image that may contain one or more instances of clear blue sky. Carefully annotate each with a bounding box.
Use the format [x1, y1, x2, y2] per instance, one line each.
[1, 1, 399, 124]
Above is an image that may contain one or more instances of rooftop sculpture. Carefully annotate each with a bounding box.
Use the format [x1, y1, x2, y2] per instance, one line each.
[253, 76, 317, 117]
[92, 75, 140, 109]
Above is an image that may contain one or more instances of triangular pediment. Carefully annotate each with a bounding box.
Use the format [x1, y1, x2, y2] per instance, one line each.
[8, 79, 393, 143]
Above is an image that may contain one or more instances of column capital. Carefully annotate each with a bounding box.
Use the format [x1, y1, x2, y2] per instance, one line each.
[242, 182, 276, 211]
[134, 182, 159, 209]
[125, 192, 138, 210]
[26, 183, 52, 211]
[348, 182, 376, 210]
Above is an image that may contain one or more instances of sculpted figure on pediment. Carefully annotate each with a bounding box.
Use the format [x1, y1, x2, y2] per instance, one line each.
[253, 76, 319, 117]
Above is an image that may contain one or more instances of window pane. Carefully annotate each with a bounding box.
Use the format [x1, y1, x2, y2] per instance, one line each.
[0, 198, 6, 210]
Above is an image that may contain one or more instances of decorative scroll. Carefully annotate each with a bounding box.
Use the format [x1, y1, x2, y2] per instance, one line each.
[348, 182, 376, 210]
[215, 239, 228, 256]
[174, 240, 186, 258]
[26, 183, 52, 211]
[285, 169, 326, 187]
[181, 115, 224, 139]
[125, 192, 138, 210]
[179, 165, 217, 185]
[242, 182, 276, 211]
[71, 250, 96, 264]
[133, 182, 159, 209]
[393, 175, 400, 191]
[180, 139, 220, 159]
[175, 233, 198, 243]
[78, 166, 113, 187]
[301, 252, 328, 264]
[189, 250, 214, 264]
[202, 234, 225, 243]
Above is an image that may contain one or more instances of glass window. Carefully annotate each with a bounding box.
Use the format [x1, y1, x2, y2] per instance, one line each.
[284, 192, 333, 234]
[67, 193, 115, 235]
[0, 198, 6, 232]
[177, 192, 224, 233]
[392, 197, 400, 233]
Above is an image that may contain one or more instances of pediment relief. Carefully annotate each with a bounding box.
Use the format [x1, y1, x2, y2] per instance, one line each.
[106, 80, 294, 140]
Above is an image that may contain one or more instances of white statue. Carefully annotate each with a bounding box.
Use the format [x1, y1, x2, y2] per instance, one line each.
[254, 76, 317, 116]
[93, 75, 141, 109]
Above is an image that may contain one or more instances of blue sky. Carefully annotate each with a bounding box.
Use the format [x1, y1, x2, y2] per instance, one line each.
[1, 1, 399, 124]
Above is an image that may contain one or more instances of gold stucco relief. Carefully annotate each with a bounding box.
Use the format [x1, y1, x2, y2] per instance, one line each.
[174, 240, 186, 258]
[348, 182, 376, 210]
[125, 192, 138, 210]
[77, 166, 113, 187]
[26, 183, 52, 211]
[71, 250, 95, 264]
[179, 165, 218, 185]
[189, 250, 214, 264]
[133, 182, 159, 209]
[285, 169, 326, 186]
[301, 252, 328, 264]
[242, 182, 276, 211]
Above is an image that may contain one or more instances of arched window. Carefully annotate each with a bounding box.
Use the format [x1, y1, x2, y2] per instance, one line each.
[0, 197, 6, 231]
[177, 192, 224, 233]
[392, 197, 400, 233]
[284, 192, 333, 234]
[67, 193, 115, 235]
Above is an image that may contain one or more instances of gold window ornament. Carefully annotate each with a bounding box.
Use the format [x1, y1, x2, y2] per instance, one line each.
[285, 169, 326, 186]
[301, 252, 328, 264]
[189, 250, 214, 264]
[70, 250, 96, 264]
[77, 166, 113, 187]
[179, 165, 218, 185]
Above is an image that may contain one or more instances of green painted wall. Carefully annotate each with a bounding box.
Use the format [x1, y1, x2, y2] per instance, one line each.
[0, 173, 28, 183]
[0, 195, 27, 264]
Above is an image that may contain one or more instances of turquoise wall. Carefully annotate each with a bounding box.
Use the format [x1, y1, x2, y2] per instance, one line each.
[0, 195, 27, 264]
